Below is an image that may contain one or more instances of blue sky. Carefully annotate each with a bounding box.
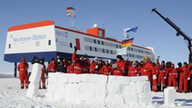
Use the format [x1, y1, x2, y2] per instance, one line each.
[1, 0, 192, 72]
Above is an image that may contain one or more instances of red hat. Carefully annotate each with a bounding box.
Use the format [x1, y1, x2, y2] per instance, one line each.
[171, 63, 174, 65]
[21, 58, 26, 61]
[167, 61, 170, 64]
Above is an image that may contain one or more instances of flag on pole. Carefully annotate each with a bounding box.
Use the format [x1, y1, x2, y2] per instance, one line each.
[123, 25, 140, 38]
[121, 38, 134, 47]
[66, 7, 76, 18]
[66, 7, 75, 12]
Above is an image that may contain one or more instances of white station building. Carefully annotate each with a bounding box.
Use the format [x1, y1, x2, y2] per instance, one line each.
[4, 20, 155, 63]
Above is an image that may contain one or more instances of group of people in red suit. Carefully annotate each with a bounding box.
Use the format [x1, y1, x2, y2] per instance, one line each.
[17, 46, 192, 93]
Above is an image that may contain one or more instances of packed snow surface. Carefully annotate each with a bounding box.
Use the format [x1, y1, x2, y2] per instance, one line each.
[0, 72, 192, 108]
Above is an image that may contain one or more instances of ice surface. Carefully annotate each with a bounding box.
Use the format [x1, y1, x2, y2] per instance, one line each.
[164, 87, 176, 106]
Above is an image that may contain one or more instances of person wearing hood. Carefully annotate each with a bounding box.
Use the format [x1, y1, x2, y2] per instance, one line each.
[90, 57, 101, 74]
[127, 61, 139, 77]
[47, 58, 56, 73]
[17, 58, 29, 89]
[156, 57, 168, 91]
[139, 55, 154, 86]
[177, 62, 190, 93]
[39, 57, 47, 89]
[72, 46, 85, 74]
[168, 63, 178, 90]
[31, 55, 39, 64]
[111, 55, 125, 76]
[101, 61, 111, 75]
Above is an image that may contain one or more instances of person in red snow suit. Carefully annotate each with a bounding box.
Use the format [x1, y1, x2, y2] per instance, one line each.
[168, 63, 178, 90]
[127, 61, 139, 77]
[177, 62, 190, 93]
[111, 55, 125, 76]
[188, 62, 192, 92]
[139, 55, 154, 85]
[90, 57, 101, 74]
[65, 58, 74, 73]
[101, 61, 112, 75]
[72, 46, 85, 74]
[82, 56, 90, 74]
[125, 57, 132, 76]
[39, 58, 46, 89]
[17, 58, 29, 89]
[47, 58, 56, 73]
[152, 63, 159, 91]
[156, 59, 168, 91]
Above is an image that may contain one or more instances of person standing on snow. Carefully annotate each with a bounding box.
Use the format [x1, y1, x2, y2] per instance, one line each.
[139, 55, 154, 86]
[111, 55, 125, 76]
[156, 58, 168, 91]
[177, 62, 190, 93]
[101, 61, 111, 75]
[47, 58, 56, 73]
[56, 61, 67, 73]
[127, 61, 139, 77]
[168, 63, 178, 90]
[72, 46, 85, 74]
[152, 63, 158, 92]
[17, 58, 29, 89]
[39, 58, 47, 89]
[188, 62, 192, 92]
[90, 57, 101, 74]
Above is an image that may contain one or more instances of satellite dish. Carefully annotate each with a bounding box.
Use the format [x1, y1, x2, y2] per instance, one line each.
[77, 27, 82, 31]
[93, 24, 98, 28]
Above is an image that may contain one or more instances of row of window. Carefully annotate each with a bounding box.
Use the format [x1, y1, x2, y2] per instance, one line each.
[127, 53, 154, 61]
[84, 37, 121, 49]
[85, 46, 116, 55]
[127, 47, 152, 55]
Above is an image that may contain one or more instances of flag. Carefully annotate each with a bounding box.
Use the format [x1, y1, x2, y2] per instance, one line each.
[123, 25, 140, 38]
[71, 14, 76, 18]
[66, 7, 75, 12]
[66, 13, 72, 16]
[121, 38, 134, 47]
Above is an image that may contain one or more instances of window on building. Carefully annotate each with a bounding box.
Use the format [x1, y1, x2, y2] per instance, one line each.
[90, 46, 92, 51]
[140, 56, 142, 59]
[102, 41, 104, 45]
[119, 45, 121, 48]
[137, 55, 139, 58]
[106, 49, 109, 53]
[129, 54, 131, 57]
[98, 40, 100, 44]
[95, 47, 97, 52]
[141, 50, 143, 53]
[48, 40, 51, 45]
[116, 44, 118, 48]
[94, 39, 96, 44]
[70, 43, 72, 48]
[9, 44, 11, 49]
[132, 54, 134, 57]
[103, 49, 105, 53]
[139, 50, 140, 53]
[131, 48, 133, 51]
[111, 50, 113, 54]
[128, 47, 130, 50]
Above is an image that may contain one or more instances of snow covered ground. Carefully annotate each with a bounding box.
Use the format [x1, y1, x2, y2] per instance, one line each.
[0, 72, 192, 108]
